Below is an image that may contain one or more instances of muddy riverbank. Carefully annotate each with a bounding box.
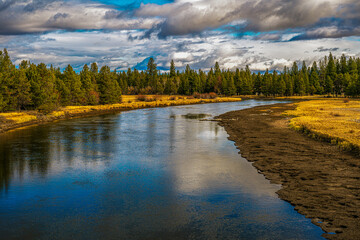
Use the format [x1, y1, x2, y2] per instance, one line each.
[217, 103, 360, 240]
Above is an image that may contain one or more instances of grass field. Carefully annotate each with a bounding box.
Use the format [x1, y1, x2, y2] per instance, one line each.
[284, 99, 360, 153]
[0, 95, 242, 131]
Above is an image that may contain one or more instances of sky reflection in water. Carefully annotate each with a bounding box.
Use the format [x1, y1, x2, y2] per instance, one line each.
[0, 100, 324, 239]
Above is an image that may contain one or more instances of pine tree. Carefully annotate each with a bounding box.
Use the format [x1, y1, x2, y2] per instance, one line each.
[325, 76, 334, 94]
[254, 72, 262, 95]
[80, 64, 99, 105]
[334, 73, 344, 97]
[0, 49, 16, 111]
[227, 75, 236, 96]
[98, 66, 121, 104]
[340, 54, 347, 74]
[326, 53, 337, 90]
[32, 63, 59, 112]
[14, 69, 32, 110]
[206, 68, 215, 93]
[263, 70, 272, 96]
[147, 58, 157, 92]
[278, 75, 286, 96]
[170, 60, 176, 78]
[63, 64, 84, 105]
[309, 62, 320, 94]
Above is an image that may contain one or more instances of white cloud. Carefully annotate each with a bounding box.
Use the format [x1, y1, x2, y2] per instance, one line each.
[3, 30, 360, 72]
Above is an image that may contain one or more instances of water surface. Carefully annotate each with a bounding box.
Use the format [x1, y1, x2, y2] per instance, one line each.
[0, 100, 324, 239]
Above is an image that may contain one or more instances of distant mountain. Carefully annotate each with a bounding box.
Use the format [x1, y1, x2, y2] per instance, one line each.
[133, 57, 152, 71]
[133, 57, 169, 71]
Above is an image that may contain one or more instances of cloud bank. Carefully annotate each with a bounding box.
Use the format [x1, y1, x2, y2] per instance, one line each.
[0, 0, 360, 71]
[0, 0, 360, 39]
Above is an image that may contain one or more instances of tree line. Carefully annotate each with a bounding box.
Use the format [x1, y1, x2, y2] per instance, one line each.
[1, 48, 360, 113]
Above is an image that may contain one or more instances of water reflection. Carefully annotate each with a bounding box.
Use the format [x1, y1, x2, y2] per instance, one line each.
[0, 100, 324, 239]
[0, 114, 118, 192]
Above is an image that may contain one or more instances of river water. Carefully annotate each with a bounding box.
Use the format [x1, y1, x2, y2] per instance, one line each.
[0, 100, 324, 239]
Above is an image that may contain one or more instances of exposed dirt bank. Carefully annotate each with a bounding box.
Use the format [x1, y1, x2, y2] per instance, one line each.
[217, 103, 360, 240]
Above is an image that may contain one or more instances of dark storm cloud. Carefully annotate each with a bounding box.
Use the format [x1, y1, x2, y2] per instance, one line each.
[0, 0, 160, 35]
[0, 0, 360, 41]
[137, 0, 360, 40]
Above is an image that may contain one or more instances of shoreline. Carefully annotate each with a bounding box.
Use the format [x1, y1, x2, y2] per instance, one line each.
[0, 97, 241, 135]
[217, 103, 360, 240]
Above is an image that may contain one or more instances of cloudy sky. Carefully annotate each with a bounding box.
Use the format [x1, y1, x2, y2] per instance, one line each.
[0, 0, 359, 71]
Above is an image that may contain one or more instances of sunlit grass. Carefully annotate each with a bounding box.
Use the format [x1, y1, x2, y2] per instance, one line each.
[0, 112, 37, 123]
[284, 99, 360, 152]
[0, 95, 240, 130]
[276, 95, 332, 100]
[50, 95, 242, 118]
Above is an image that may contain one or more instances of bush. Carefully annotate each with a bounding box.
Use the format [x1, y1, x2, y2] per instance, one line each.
[154, 95, 162, 101]
[209, 92, 218, 99]
[169, 96, 177, 101]
[137, 95, 146, 101]
[193, 92, 202, 99]
[145, 96, 156, 102]
[38, 102, 58, 114]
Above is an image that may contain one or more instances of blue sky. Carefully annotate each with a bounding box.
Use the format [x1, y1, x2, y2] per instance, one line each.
[0, 0, 359, 71]
[96, 0, 174, 9]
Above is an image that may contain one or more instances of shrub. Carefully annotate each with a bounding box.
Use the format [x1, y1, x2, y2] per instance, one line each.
[193, 92, 202, 99]
[209, 92, 218, 99]
[154, 95, 162, 101]
[137, 95, 146, 101]
[169, 96, 177, 101]
[145, 96, 156, 102]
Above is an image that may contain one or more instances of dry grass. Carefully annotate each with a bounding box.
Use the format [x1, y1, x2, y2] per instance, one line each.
[54, 95, 241, 117]
[0, 112, 37, 124]
[50, 96, 241, 122]
[0, 95, 241, 129]
[284, 99, 360, 152]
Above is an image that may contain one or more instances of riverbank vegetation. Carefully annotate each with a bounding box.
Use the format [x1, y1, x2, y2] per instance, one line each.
[285, 100, 360, 153]
[0, 95, 241, 133]
[1, 49, 360, 114]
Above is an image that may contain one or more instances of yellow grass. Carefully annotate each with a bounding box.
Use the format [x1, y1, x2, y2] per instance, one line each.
[0, 112, 37, 124]
[284, 99, 360, 152]
[0, 95, 239, 131]
[50, 95, 242, 118]
[276, 95, 330, 100]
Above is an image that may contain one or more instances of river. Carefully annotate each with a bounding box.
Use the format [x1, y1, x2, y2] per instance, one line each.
[0, 100, 324, 239]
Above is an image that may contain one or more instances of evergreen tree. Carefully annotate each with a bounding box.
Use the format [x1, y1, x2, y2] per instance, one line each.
[80, 64, 99, 105]
[340, 54, 347, 74]
[147, 57, 158, 92]
[98, 66, 121, 104]
[254, 72, 262, 95]
[32, 63, 59, 112]
[325, 76, 334, 94]
[309, 62, 320, 94]
[63, 64, 84, 105]
[326, 53, 337, 88]
[334, 73, 344, 97]
[170, 60, 176, 78]
[14, 69, 32, 110]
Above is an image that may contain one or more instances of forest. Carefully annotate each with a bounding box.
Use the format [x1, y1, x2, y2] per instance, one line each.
[1, 48, 360, 113]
